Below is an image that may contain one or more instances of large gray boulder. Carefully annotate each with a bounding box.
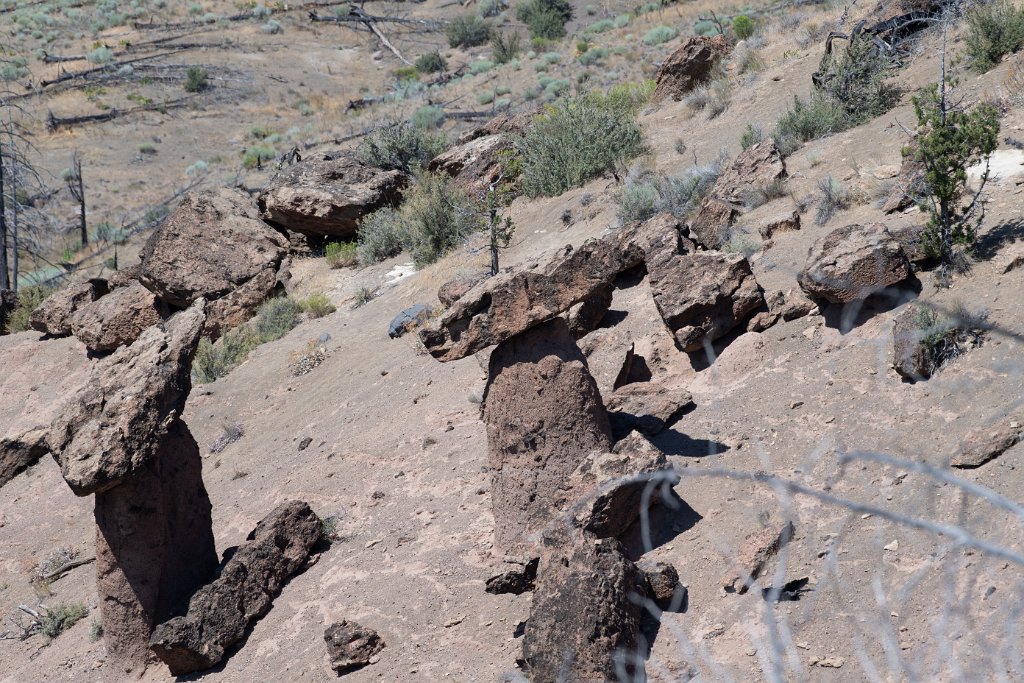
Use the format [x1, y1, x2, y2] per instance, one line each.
[47, 301, 206, 495]
[71, 281, 164, 353]
[138, 188, 289, 337]
[652, 34, 731, 101]
[258, 152, 405, 238]
[29, 278, 109, 337]
[798, 223, 911, 303]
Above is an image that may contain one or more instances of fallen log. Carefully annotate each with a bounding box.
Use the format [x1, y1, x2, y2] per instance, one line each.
[46, 96, 195, 132]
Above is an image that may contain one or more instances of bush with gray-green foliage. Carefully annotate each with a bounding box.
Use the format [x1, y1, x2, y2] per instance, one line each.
[41, 602, 88, 639]
[446, 14, 492, 47]
[740, 123, 764, 150]
[643, 25, 677, 46]
[357, 122, 446, 173]
[965, 0, 1024, 72]
[358, 172, 483, 267]
[518, 86, 649, 197]
[616, 155, 724, 223]
[4, 283, 55, 334]
[193, 297, 302, 382]
[415, 50, 447, 74]
[492, 31, 523, 63]
[411, 105, 445, 129]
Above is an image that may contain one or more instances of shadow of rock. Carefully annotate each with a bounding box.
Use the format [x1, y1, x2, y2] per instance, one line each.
[646, 428, 729, 458]
[620, 489, 702, 560]
[821, 277, 921, 334]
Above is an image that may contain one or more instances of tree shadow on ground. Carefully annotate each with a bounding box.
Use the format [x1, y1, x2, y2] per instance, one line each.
[973, 219, 1024, 261]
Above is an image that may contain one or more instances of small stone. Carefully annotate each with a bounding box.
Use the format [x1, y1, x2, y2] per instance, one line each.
[883, 540, 899, 552]
[298, 436, 313, 451]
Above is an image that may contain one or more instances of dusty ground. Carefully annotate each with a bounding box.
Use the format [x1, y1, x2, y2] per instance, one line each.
[3, 0, 1024, 681]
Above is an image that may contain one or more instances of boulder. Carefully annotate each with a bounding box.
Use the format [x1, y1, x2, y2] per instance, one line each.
[756, 206, 801, 239]
[388, 303, 433, 339]
[47, 301, 206, 496]
[485, 558, 539, 595]
[566, 283, 614, 339]
[881, 147, 926, 214]
[71, 281, 163, 353]
[889, 223, 932, 267]
[137, 188, 289, 336]
[639, 560, 684, 611]
[258, 152, 405, 238]
[951, 420, 1023, 468]
[721, 520, 795, 594]
[94, 420, 217, 671]
[324, 620, 386, 675]
[652, 34, 732, 101]
[0, 334, 91, 490]
[606, 381, 694, 438]
[649, 250, 764, 352]
[437, 272, 486, 308]
[565, 448, 679, 539]
[523, 532, 646, 681]
[482, 318, 613, 551]
[688, 197, 739, 250]
[747, 288, 818, 333]
[892, 306, 934, 381]
[711, 139, 787, 207]
[454, 110, 533, 145]
[428, 133, 516, 198]
[150, 500, 323, 675]
[419, 216, 684, 361]
[797, 223, 911, 303]
[29, 278, 109, 337]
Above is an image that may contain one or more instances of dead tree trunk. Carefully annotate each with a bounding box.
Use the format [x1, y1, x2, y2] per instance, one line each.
[0, 144, 8, 291]
[67, 152, 86, 247]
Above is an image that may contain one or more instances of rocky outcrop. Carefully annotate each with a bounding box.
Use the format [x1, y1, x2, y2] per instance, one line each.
[47, 302, 206, 496]
[258, 152, 405, 238]
[565, 448, 679, 539]
[951, 419, 1024, 468]
[388, 303, 433, 339]
[756, 205, 801, 239]
[429, 134, 516, 198]
[46, 301, 217, 672]
[566, 283, 614, 339]
[0, 334, 91, 490]
[649, 250, 764, 352]
[150, 500, 323, 675]
[71, 281, 163, 353]
[747, 288, 818, 333]
[437, 272, 486, 308]
[798, 223, 911, 303]
[523, 531, 646, 681]
[485, 558, 539, 595]
[30, 278, 108, 337]
[138, 188, 289, 337]
[483, 318, 613, 551]
[652, 34, 731, 101]
[881, 147, 926, 214]
[689, 139, 787, 249]
[419, 216, 684, 361]
[892, 306, 934, 381]
[324, 620, 386, 675]
[606, 381, 694, 438]
[94, 419, 217, 668]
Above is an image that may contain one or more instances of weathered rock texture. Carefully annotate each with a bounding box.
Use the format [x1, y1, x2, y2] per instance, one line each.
[485, 558, 539, 595]
[565, 448, 679, 539]
[951, 419, 1024, 468]
[47, 302, 206, 495]
[652, 34, 731, 101]
[881, 147, 926, 214]
[892, 306, 934, 381]
[71, 281, 164, 353]
[0, 288, 15, 334]
[428, 133, 516, 198]
[798, 223, 911, 303]
[138, 188, 289, 336]
[437, 273, 486, 308]
[606, 381, 694, 438]
[0, 334, 91, 490]
[30, 278, 109, 336]
[420, 215, 684, 361]
[649, 250, 764, 352]
[523, 532, 646, 681]
[259, 153, 405, 237]
[150, 500, 323, 675]
[324, 620, 386, 675]
[94, 419, 217, 669]
[640, 560, 684, 611]
[482, 318, 613, 550]
[722, 520, 795, 594]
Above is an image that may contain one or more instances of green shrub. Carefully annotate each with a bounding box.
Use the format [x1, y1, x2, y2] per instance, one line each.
[183, 66, 208, 92]
[357, 122, 446, 173]
[518, 87, 648, 197]
[643, 25, 677, 46]
[733, 15, 755, 40]
[242, 143, 275, 168]
[478, 0, 505, 17]
[515, 0, 572, 40]
[773, 94, 847, 155]
[299, 293, 336, 318]
[357, 208, 406, 264]
[4, 284, 51, 333]
[394, 66, 419, 82]
[325, 241, 358, 268]
[357, 174, 482, 267]
[254, 297, 301, 342]
[446, 14, 492, 47]
[478, 90, 496, 105]
[616, 157, 724, 223]
[492, 30, 523, 63]
[41, 602, 87, 639]
[415, 50, 448, 74]
[740, 123, 763, 150]
[616, 177, 659, 222]
[578, 47, 609, 66]
[614, 13, 631, 28]
[87, 46, 113, 63]
[815, 32, 900, 124]
[584, 18, 614, 35]
[411, 105, 445, 130]
[965, 0, 1024, 72]
[470, 59, 495, 74]
[261, 18, 281, 34]
[693, 19, 720, 36]
[193, 328, 257, 383]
